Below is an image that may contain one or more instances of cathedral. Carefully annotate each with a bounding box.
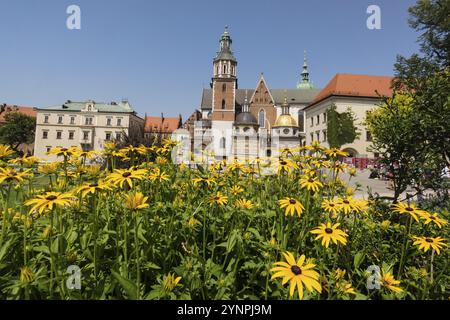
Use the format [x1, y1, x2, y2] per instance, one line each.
[179, 27, 393, 164]
[184, 27, 320, 162]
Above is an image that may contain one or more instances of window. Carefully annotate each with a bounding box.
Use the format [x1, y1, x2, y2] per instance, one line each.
[316, 115, 320, 125]
[56, 131, 62, 139]
[83, 131, 89, 140]
[231, 66, 235, 75]
[310, 117, 313, 127]
[220, 137, 226, 149]
[46, 146, 51, 153]
[298, 112, 305, 132]
[366, 130, 372, 142]
[323, 130, 327, 142]
[70, 117, 75, 124]
[58, 116, 63, 124]
[85, 117, 93, 125]
[105, 132, 111, 141]
[42, 131, 48, 139]
[223, 65, 227, 74]
[310, 133, 314, 142]
[221, 100, 225, 110]
[323, 112, 327, 123]
[116, 132, 121, 140]
[258, 110, 265, 127]
[69, 131, 74, 140]
[117, 118, 122, 126]
[107, 118, 112, 126]
[44, 115, 49, 124]
[316, 132, 320, 141]
[222, 83, 226, 92]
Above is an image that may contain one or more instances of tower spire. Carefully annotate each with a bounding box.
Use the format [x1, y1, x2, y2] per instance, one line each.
[297, 51, 314, 89]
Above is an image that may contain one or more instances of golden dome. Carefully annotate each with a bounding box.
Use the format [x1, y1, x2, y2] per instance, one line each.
[273, 114, 298, 128]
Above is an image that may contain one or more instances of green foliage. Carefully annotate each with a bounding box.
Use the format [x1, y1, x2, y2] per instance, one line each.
[326, 104, 359, 149]
[0, 112, 36, 152]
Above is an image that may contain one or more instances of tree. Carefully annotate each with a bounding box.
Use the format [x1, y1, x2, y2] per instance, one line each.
[326, 104, 359, 149]
[0, 112, 36, 152]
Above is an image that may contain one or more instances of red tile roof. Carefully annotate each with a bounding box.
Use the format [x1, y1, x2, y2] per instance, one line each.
[0, 105, 37, 123]
[144, 116, 180, 133]
[307, 74, 394, 108]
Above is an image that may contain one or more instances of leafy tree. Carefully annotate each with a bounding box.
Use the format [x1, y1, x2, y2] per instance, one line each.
[0, 112, 36, 152]
[326, 104, 359, 149]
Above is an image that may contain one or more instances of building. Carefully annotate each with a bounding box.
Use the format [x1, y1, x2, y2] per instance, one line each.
[188, 27, 321, 161]
[34, 100, 144, 161]
[0, 104, 37, 155]
[304, 74, 393, 158]
[177, 27, 395, 163]
[144, 113, 182, 141]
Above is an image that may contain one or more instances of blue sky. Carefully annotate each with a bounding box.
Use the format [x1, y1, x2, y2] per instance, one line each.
[0, 0, 419, 119]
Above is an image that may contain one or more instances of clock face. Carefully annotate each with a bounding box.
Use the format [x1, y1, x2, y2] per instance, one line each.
[283, 128, 290, 135]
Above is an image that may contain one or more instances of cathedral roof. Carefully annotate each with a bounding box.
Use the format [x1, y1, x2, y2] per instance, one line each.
[273, 114, 298, 128]
[200, 88, 320, 110]
[235, 112, 258, 125]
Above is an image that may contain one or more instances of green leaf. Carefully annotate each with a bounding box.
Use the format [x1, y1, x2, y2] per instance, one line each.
[0, 238, 14, 262]
[111, 270, 138, 300]
[354, 251, 365, 269]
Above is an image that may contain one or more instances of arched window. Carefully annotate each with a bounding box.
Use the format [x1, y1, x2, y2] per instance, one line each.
[223, 65, 227, 74]
[258, 110, 265, 128]
[221, 99, 226, 109]
[222, 83, 226, 92]
[220, 137, 226, 149]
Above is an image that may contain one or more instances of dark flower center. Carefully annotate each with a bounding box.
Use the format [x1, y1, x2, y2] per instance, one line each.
[426, 238, 433, 243]
[429, 216, 436, 220]
[213, 197, 220, 201]
[89, 183, 98, 188]
[61, 148, 68, 152]
[289, 199, 296, 204]
[46, 195, 57, 201]
[308, 178, 314, 183]
[291, 265, 302, 275]
[343, 200, 350, 204]
[329, 203, 335, 207]
[405, 207, 414, 212]
[325, 228, 333, 234]
[122, 172, 132, 177]
[280, 161, 287, 165]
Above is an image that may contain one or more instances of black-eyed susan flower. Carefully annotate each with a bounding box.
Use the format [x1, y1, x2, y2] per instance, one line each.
[149, 167, 170, 183]
[235, 198, 254, 210]
[192, 177, 215, 187]
[278, 198, 305, 217]
[412, 236, 446, 255]
[38, 162, 60, 175]
[106, 168, 147, 188]
[419, 212, 448, 228]
[0, 144, 15, 160]
[299, 175, 323, 193]
[310, 222, 348, 248]
[321, 199, 341, 217]
[336, 281, 356, 295]
[162, 273, 182, 292]
[8, 155, 40, 167]
[337, 196, 360, 215]
[47, 146, 78, 158]
[270, 251, 322, 299]
[20, 266, 35, 284]
[25, 191, 75, 215]
[124, 191, 149, 210]
[324, 148, 349, 158]
[229, 185, 244, 195]
[391, 202, 424, 222]
[209, 192, 228, 206]
[0, 167, 32, 184]
[381, 271, 403, 294]
[76, 181, 111, 198]
[274, 158, 298, 174]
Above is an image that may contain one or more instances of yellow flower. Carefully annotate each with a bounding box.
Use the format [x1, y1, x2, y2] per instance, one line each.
[380, 220, 391, 230]
[149, 167, 170, 183]
[235, 198, 254, 210]
[76, 181, 111, 198]
[336, 281, 356, 295]
[8, 155, 40, 167]
[162, 273, 182, 291]
[229, 185, 244, 195]
[324, 148, 349, 158]
[274, 158, 298, 174]
[38, 162, 60, 175]
[20, 266, 35, 283]
[419, 212, 447, 228]
[334, 268, 346, 281]
[337, 197, 360, 215]
[124, 191, 149, 210]
[299, 175, 323, 193]
[192, 177, 215, 187]
[42, 226, 53, 239]
[310, 222, 348, 248]
[270, 252, 322, 299]
[278, 198, 305, 217]
[412, 236, 446, 255]
[106, 168, 147, 188]
[0, 144, 15, 159]
[187, 216, 200, 230]
[391, 202, 424, 222]
[321, 199, 341, 217]
[208, 192, 228, 206]
[47, 146, 78, 158]
[25, 192, 75, 215]
[0, 167, 32, 184]
[381, 271, 403, 294]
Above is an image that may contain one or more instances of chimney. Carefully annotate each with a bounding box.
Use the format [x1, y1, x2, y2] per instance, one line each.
[161, 112, 164, 124]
